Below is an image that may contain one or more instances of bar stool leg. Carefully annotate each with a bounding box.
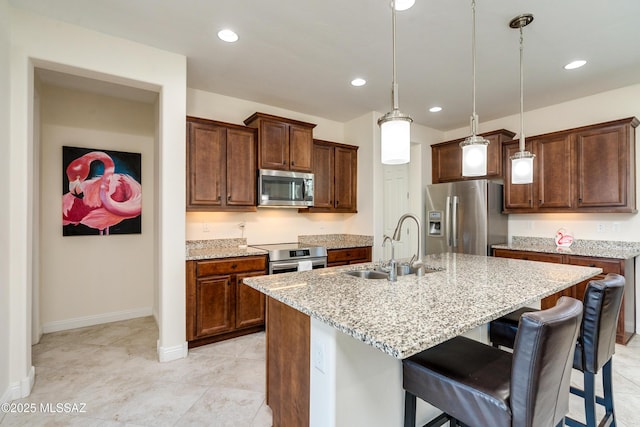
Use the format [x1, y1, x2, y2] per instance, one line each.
[404, 391, 416, 427]
[583, 371, 597, 427]
[602, 359, 616, 426]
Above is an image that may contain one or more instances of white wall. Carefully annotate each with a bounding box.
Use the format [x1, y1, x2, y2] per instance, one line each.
[186, 88, 374, 244]
[39, 84, 155, 331]
[0, 0, 11, 405]
[8, 6, 187, 401]
[444, 84, 640, 243]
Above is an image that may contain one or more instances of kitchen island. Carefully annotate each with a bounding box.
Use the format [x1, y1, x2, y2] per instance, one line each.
[243, 252, 601, 427]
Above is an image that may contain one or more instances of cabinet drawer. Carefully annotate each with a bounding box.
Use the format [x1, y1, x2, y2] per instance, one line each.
[493, 249, 563, 264]
[564, 256, 622, 274]
[196, 256, 267, 277]
[328, 247, 371, 263]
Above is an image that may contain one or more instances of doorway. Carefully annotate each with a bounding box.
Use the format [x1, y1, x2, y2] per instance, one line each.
[34, 68, 159, 341]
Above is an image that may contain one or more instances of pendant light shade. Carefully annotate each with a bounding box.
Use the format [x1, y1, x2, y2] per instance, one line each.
[378, 0, 412, 165]
[380, 110, 412, 164]
[461, 0, 489, 177]
[509, 14, 535, 184]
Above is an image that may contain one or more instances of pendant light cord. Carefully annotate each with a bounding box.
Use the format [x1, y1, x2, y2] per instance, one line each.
[470, 0, 478, 135]
[519, 25, 526, 152]
[391, 0, 399, 111]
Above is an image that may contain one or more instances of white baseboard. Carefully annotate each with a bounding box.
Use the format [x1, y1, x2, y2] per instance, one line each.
[157, 341, 188, 362]
[41, 307, 153, 333]
[2, 366, 35, 403]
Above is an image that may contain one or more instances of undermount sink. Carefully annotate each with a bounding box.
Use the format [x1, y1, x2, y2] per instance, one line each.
[344, 269, 389, 280]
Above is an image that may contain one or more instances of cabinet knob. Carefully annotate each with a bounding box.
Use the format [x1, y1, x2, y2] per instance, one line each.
[589, 264, 596, 267]
[231, 263, 237, 269]
[227, 194, 231, 201]
[291, 161, 295, 166]
[336, 200, 339, 206]
[217, 195, 221, 201]
[579, 198, 583, 203]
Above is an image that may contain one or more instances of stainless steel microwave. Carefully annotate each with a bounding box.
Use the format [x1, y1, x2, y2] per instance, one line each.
[258, 169, 314, 207]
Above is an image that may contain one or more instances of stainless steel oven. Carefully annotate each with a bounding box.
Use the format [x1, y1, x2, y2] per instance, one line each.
[250, 243, 327, 274]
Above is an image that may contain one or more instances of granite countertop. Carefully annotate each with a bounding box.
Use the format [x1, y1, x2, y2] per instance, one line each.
[186, 234, 374, 260]
[243, 253, 600, 359]
[493, 236, 640, 260]
[186, 238, 267, 261]
[298, 234, 373, 249]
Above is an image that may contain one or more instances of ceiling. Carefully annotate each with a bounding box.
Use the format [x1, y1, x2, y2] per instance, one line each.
[12, 0, 640, 131]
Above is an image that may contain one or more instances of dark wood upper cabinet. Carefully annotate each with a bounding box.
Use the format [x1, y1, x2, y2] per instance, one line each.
[431, 129, 516, 183]
[575, 121, 635, 209]
[503, 117, 638, 214]
[535, 133, 574, 209]
[244, 112, 316, 173]
[186, 117, 257, 212]
[305, 139, 358, 213]
[503, 141, 534, 210]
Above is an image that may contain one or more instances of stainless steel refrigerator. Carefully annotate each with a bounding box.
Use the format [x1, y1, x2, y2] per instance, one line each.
[425, 179, 507, 256]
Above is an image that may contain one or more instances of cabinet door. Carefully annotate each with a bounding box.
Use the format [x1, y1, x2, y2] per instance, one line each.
[236, 271, 267, 329]
[259, 120, 289, 170]
[502, 142, 535, 211]
[535, 134, 573, 209]
[334, 146, 357, 212]
[187, 122, 225, 208]
[289, 124, 313, 172]
[226, 128, 256, 206]
[575, 123, 628, 208]
[484, 133, 504, 177]
[432, 143, 462, 183]
[311, 143, 334, 209]
[196, 275, 234, 337]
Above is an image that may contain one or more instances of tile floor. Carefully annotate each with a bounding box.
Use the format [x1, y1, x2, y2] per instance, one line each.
[1, 316, 639, 426]
[1, 317, 271, 426]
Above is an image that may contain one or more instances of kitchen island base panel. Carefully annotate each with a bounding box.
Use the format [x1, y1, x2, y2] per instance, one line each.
[310, 318, 487, 427]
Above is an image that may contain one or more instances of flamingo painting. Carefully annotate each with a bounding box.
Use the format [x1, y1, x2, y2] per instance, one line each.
[62, 147, 142, 236]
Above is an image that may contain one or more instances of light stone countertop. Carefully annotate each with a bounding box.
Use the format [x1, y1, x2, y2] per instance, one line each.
[186, 234, 374, 260]
[298, 234, 373, 249]
[243, 252, 601, 359]
[186, 238, 267, 261]
[493, 236, 640, 260]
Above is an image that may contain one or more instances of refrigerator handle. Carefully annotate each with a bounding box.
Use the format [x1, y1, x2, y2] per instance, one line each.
[452, 196, 459, 248]
[445, 196, 451, 247]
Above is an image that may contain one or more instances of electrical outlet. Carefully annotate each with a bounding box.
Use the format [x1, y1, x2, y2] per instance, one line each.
[203, 222, 210, 232]
[612, 222, 621, 233]
[312, 342, 326, 374]
[596, 223, 605, 233]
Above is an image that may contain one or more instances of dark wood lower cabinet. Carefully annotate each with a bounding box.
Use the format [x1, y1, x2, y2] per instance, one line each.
[266, 297, 310, 427]
[493, 248, 635, 344]
[186, 256, 267, 348]
[327, 246, 372, 267]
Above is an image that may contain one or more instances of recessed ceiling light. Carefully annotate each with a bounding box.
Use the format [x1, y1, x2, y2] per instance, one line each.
[218, 29, 239, 43]
[429, 106, 442, 113]
[564, 60, 586, 70]
[351, 78, 367, 87]
[394, 0, 416, 11]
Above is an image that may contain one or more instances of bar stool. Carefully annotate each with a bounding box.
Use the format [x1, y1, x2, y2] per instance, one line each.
[488, 273, 625, 427]
[403, 297, 583, 427]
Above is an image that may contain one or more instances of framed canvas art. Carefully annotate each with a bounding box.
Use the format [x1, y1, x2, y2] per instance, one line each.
[62, 146, 142, 236]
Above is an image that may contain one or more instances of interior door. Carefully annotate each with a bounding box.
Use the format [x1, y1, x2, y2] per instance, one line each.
[383, 164, 411, 259]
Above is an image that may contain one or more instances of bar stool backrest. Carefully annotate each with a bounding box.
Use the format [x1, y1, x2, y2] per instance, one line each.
[579, 273, 625, 374]
[510, 296, 583, 427]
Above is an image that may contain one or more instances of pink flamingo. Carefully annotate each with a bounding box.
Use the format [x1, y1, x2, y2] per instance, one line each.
[62, 151, 142, 235]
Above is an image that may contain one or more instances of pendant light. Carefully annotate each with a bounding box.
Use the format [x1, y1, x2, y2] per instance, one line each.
[378, 0, 413, 165]
[460, 0, 490, 177]
[509, 14, 535, 184]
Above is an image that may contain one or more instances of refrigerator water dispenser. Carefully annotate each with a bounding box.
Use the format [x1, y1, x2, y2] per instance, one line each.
[428, 211, 443, 236]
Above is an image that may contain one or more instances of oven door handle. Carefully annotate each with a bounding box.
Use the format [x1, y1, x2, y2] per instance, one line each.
[271, 259, 326, 273]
